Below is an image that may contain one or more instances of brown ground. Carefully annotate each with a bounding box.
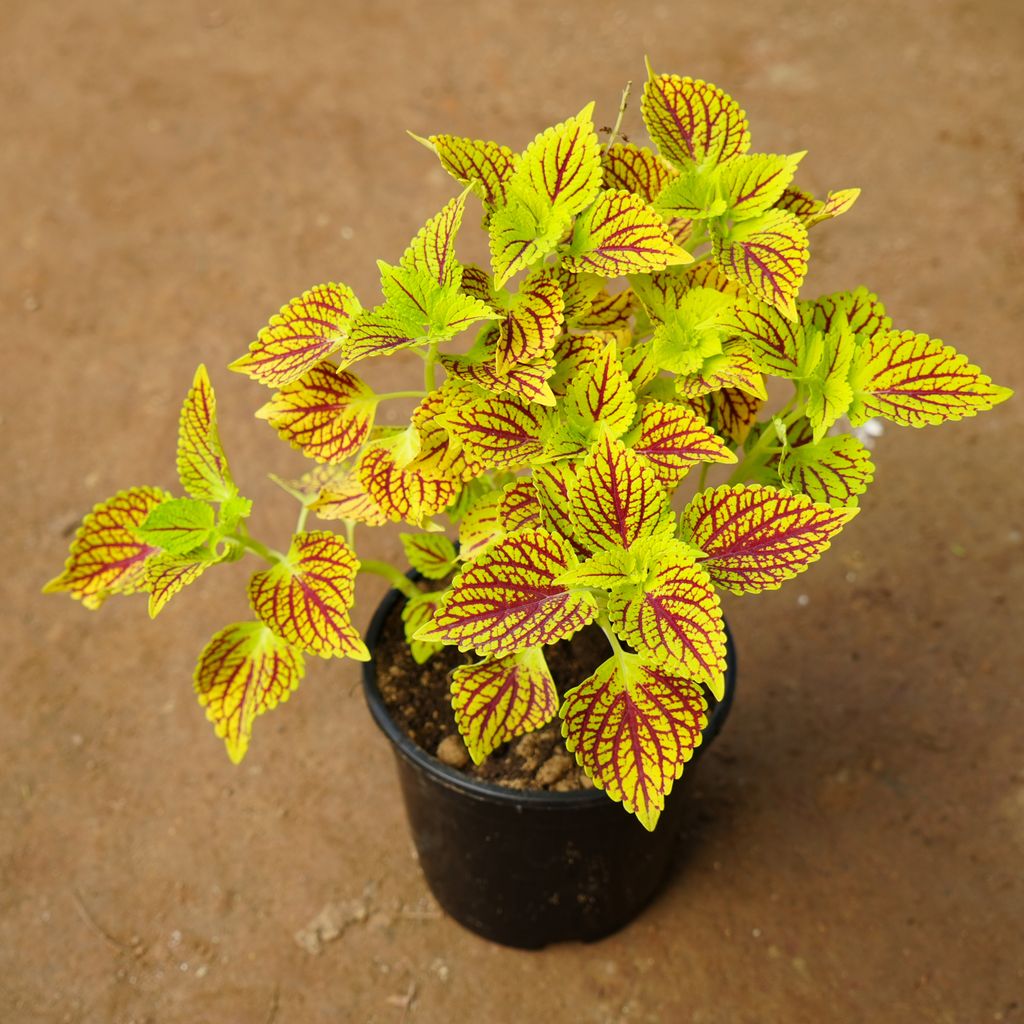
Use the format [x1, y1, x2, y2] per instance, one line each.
[2, 2, 1022, 1022]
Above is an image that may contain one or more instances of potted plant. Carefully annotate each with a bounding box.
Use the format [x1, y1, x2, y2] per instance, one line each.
[46, 64, 1011, 948]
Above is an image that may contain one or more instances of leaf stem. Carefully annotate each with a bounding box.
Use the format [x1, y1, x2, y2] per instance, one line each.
[229, 532, 282, 565]
[604, 81, 632, 152]
[359, 559, 420, 599]
[295, 504, 309, 535]
[424, 342, 439, 392]
[376, 390, 428, 402]
[596, 613, 630, 679]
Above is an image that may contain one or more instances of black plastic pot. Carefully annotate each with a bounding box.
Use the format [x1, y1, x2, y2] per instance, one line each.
[362, 583, 737, 949]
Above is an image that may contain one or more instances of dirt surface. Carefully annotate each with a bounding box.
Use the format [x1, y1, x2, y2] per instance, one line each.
[2, 2, 1022, 1022]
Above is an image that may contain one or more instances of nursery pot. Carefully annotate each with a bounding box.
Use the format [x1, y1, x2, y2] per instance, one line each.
[362, 582, 737, 950]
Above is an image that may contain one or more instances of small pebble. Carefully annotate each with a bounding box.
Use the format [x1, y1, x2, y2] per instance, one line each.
[436, 735, 469, 768]
[535, 753, 572, 786]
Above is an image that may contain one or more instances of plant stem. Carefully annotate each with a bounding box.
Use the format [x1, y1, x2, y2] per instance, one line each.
[604, 81, 632, 152]
[376, 390, 428, 402]
[424, 342, 439, 392]
[294, 504, 309, 535]
[359, 559, 419, 599]
[230, 533, 282, 565]
[596, 613, 631, 678]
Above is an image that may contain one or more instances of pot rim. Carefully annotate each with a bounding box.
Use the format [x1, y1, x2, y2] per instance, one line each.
[361, 578, 738, 810]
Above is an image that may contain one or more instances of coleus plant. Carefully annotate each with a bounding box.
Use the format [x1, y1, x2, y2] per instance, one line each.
[47, 64, 1011, 831]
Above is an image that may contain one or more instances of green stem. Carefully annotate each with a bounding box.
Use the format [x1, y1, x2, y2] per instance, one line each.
[229, 533, 282, 565]
[596, 613, 631, 678]
[424, 342, 439, 392]
[359, 559, 419, 599]
[603, 80, 632, 152]
[376, 389, 428, 402]
[697, 461, 710, 492]
[295, 504, 309, 535]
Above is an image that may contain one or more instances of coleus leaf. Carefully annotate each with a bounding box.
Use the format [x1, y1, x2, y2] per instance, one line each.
[721, 297, 803, 377]
[718, 152, 806, 221]
[641, 69, 751, 169]
[777, 186, 860, 226]
[560, 653, 708, 830]
[802, 287, 891, 341]
[804, 322, 856, 441]
[499, 479, 544, 532]
[681, 259, 746, 298]
[631, 400, 737, 486]
[573, 289, 635, 332]
[570, 435, 673, 552]
[712, 386, 764, 444]
[779, 435, 875, 507]
[674, 342, 768, 401]
[44, 486, 168, 609]
[602, 143, 677, 204]
[549, 332, 609, 396]
[416, 528, 599, 657]
[249, 531, 367, 660]
[308, 466, 388, 527]
[712, 210, 810, 321]
[532, 464, 584, 551]
[357, 444, 458, 526]
[489, 104, 603, 286]
[451, 647, 558, 764]
[416, 134, 517, 209]
[400, 532, 458, 580]
[178, 365, 237, 503]
[555, 544, 637, 590]
[607, 546, 727, 695]
[680, 483, 856, 594]
[194, 621, 305, 764]
[400, 191, 468, 288]
[651, 164, 727, 220]
[458, 490, 506, 561]
[229, 283, 362, 388]
[409, 382, 479, 481]
[564, 190, 692, 278]
[133, 497, 216, 555]
[255, 363, 376, 464]
[495, 268, 565, 373]
[442, 346, 556, 408]
[848, 330, 1012, 427]
[146, 553, 214, 618]
[442, 394, 546, 472]
[648, 287, 736, 376]
[402, 592, 445, 665]
[564, 341, 638, 441]
[553, 266, 602, 323]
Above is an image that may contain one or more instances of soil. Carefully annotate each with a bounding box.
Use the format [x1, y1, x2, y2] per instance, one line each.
[3, 3, 1023, 1024]
[374, 587, 611, 791]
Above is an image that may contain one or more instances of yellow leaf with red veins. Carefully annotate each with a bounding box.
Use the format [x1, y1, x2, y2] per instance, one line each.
[194, 621, 305, 764]
[177, 365, 237, 503]
[45, 486, 169, 609]
[561, 654, 708, 830]
[602, 143, 677, 204]
[256, 363, 376, 464]
[570, 436, 673, 552]
[309, 466, 388, 526]
[681, 484, 856, 595]
[573, 289, 635, 333]
[409, 383, 479, 481]
[564, 190, 692, 278]
[607, 549, 727, 696]
[712, 387, 763, 444]
[146, 553, 213, 618]
[641, 71, 751, 169]
[420, 135, 518, 209]
[417, 529, 599, 657]
[564, 342, 638, 440]
[442, 395, 547, 473]
[495, 268, 565, 373]
[712, 210, 809, 320]
[632, 400, 737, 486]
[230, 283, 362, 388]
[358, 444, 458, 525]
[451, 648, 558, 764]
[458, 491, 506, 561]
[499, 479, 544, 531]
[675, 343, 768, 401]
[249, 531, 367, 660]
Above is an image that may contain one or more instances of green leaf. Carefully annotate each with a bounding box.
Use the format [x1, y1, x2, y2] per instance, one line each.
[561, 653, 708, 830]
[804, 321, 856, 441]
[219, 495, 254, 531]
[630, 400, 737, 486]
[400, 532, 458, 580]
[649, 287, 736, 375]
[489, 104, 603, 285]
[718, 152, 806, 221]
[563, 341, 638, 442]
[134, 497, 216, 555]
[451, 648, 558, 764]
[652, 164, 727, 220]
